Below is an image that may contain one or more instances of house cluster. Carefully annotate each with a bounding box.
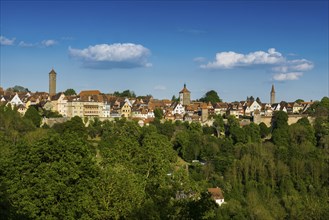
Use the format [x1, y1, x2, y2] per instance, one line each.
[0, 89, 49, 115]
[0, 83, 313, 125]
[219, 99, 313, 118]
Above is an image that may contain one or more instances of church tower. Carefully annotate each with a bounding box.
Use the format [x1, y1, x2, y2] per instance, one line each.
[270, 84, 275, 104]
[179, 84, 191, 106]
[49, 68, 57, 96]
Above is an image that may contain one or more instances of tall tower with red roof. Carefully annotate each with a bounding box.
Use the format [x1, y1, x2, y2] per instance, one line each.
[179, 84, 191, 106]
[49, 68, 57, 96]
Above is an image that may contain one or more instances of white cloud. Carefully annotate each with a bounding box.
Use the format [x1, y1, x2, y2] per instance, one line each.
[273, 59, 313, 72]
[200, 48, 314, 81]
[0, 36, 15, 46]
[154, 85, 167, 90]
[18, 41, 35, 47]
[287, 59, 314, 71]
[193, 57, 206, 63]
[69, 43, 152, 69]
[201, 48, 284, 69]
[273, 72, 303, 81]
[41, 39, 57, 47]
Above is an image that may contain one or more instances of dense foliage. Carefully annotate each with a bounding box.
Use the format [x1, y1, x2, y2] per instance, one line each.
[112, 90, 136, 98]
[64, 88, 77, 96]
[1, 97, 329, 219]
[199, 90, 222, 104]
[5, 85, 30, 93]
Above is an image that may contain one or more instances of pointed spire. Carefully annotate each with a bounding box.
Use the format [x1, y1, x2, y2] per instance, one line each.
[270, 84, 276, 104]
[180, 83, 190, 93]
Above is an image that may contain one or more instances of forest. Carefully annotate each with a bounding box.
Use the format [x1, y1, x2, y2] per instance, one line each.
[0, 97, 329, 219]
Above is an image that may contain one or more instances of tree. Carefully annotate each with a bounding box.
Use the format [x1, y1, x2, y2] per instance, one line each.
[52, 116, 87, 138]
[244, 123, 261, 143]
[307, 97, 329, 116]
[230, 126, 246, 144]
[42, 109, 62, 118]
[199, 90, 222, 104]
[24, 106, 42, 127]
[320, 96, 329, 110]
[0, 104, 35, 136]
[95, 165, 145, 219]
[213, 114, 224, 137]
[171, 95, 179, 102]
[313, 117, 329, 147]
[4, 133, 100, 219]
[156, 120, 175, 139]
[154, 108, 164, 120]
[185, 192, 218, 219]
[272, 111, 290, 146]
[6, 85, 30, 92]
[246, 96, 255, 103]
[295, 99, 304, 104]
[259, 122, 270, 138]
[87, 117, 103, 138]
[113, 90, 136, 98]
[272, 111, 289, 130]
[64, 88, 76, 96]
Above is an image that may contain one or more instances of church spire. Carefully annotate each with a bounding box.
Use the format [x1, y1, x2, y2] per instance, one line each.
[270, 84, 276, 104]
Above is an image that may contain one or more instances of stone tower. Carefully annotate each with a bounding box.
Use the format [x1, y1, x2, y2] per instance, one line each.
[179, 84, 191, 106]
[270, 84, 275, 104]
[49, 68, 57, 96]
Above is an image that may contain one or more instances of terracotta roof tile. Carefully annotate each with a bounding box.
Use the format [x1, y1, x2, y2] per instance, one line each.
[78, 90, 101, 96]
[179, 84, 190, 93]
[208, 188, 224, 200]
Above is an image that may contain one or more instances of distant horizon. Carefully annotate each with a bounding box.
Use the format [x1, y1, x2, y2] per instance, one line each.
[1, 1, 328, 103]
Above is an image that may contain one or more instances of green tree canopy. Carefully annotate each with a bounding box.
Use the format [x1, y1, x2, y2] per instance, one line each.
[154, 108, 164, 120]
[259, 122, 270, 138]
[6, 85, 30, 92]
[4, 133, 99, 219]
[199, 90, 222, 104]
[52, 116, 87, 138]
[172, 95, 179, 101]
[295, 99, 304, 103]
[24, 106, 41, 127]
[272, 111, 289, 130]
[64, 88, 77, 96]
[113, 89, 136, 98]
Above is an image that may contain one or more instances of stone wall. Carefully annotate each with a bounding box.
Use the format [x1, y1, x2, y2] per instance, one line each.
[258, 114, 315, 127]
[42, 117, 69, 127]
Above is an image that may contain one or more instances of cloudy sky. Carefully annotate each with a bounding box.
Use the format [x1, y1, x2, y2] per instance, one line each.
[0, 1, 328, 102]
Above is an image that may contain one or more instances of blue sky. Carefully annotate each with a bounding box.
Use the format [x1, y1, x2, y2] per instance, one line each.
[1, 0, 328, 102]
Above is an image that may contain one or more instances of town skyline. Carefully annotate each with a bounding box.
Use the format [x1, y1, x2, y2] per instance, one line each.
[1, 1, 328, 102]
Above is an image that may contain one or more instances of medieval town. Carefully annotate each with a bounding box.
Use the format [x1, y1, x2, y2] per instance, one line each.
[0, 68, 315, 127]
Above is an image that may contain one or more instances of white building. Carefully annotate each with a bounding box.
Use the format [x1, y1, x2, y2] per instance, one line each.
[208, 188, 225, 206]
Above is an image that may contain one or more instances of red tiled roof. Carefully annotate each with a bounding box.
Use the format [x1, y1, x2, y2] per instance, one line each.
[78, 90, 101, 96]
[179, 84, 190, 93]
[208, 188, 224, 200]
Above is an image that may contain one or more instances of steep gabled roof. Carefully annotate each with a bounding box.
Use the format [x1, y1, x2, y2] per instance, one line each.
[50, 93, 64, 101]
